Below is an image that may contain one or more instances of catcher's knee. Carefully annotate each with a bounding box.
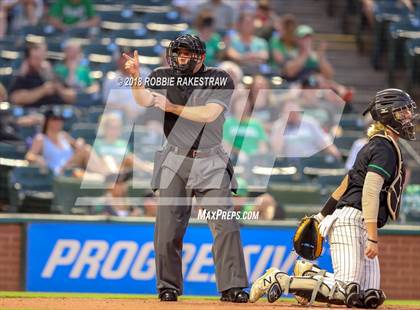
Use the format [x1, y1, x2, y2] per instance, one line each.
[293, 259, 327, 277]
[362, 289, 386, 309]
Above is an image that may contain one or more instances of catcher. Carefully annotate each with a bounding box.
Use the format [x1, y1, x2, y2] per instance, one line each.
[250, 89, 418, 308]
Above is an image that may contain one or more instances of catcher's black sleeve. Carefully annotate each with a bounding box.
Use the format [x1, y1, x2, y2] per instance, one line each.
[367, 138, 397, 182]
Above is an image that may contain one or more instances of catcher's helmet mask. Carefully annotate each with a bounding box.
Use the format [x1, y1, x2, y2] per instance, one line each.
[166, 34, 206, 76]
[363, 88, 418, 141]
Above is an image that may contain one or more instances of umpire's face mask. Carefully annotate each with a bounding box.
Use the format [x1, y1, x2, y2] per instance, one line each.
[168, 46, 202, 75]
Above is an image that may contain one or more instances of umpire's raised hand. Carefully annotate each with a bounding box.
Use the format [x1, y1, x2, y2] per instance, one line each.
[123, 50, 140, 77]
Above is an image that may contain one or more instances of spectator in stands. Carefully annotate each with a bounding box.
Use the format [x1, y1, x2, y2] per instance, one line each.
[253, 193, 285, 220]
[269, 14, 297, 69]
[0, 83, 43, 143]
[0, 0, 43, 38]
[254, 0, 277, 41]
[300, 71, 354, 109]
[94, 113, 153, 176]
[195, 0, 235, 32]
[173, 0, 206, 24]
[9, 42, 76, 108]
[226, 12, 269, 72]
[191, 10, 223, 67]
[102, 48, 150, 121]
[248, 75, 276, 128]
[25, 108, 105, 175]
[218, 61, 245, 111]
[54, 40, 92, 91]
[143, 192, 157, 217]
[361, 0, 414, 28]
[283, 25, 334, 81]
[0, 82, 7, 101]
[218, 61, 244, 89]
[99, 171, 141, 217]
[270, 101, 342, 160]
[48, 0, 100, 32]
[345, 115, 373, 170]
[232, 177, 252, 213]
[223, 93, 268, 161]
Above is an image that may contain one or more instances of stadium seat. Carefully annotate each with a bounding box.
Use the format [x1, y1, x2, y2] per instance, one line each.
[84, 106, 105, 123]
[20, 23, 58, 42]
[100, 10, 143, 31]
[334, 135, 359, 156]
[75, 92, 103, 108]
[8, 166, 54, 213]
[371, 1, 410, 69]
[113, 29, 158, 48]
[248, 156, 306, 184]
[0, 60, 13, 89]
[131, 0, 172, 14]
[0, 142, 27, 160]
[387, 18, 420, 86]
[144, 12, 188, 32]
[300, 153, 344, 170]
[52, 175, 105, 214]
[405, 38, 420, 91]
[70, 123, 99, 145]
[268, 183, 323, 205]
[84, 43, 116, 66]
[338, 113, 365, 131]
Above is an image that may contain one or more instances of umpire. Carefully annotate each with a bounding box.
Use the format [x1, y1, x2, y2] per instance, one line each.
[123, 34, 249, 302]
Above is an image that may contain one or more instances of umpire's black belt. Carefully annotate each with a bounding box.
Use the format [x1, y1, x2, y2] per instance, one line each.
[170, 145, 220, 158]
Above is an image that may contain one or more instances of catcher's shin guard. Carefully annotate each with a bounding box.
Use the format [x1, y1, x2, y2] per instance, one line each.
[294, 259, 316, 276]
[345, 282, 364, 308]
[362, 289, 386, 309]
[249, 267, 281, 303]
[267, 271, 348, 306]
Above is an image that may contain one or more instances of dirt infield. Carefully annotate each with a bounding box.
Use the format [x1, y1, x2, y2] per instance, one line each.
[1, 298, 419, 310]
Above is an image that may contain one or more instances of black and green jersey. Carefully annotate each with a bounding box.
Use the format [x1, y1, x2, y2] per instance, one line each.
[337, 136, 402, 220]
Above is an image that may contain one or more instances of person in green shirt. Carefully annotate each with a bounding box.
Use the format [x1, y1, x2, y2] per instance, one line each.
[191, 10, 223, 67]
[54, 40, 92, 90]
[48, 0, 99, 32]
[282, 24, 334, 81]
[223, 93, 268, 159]
[269, 14, 298, 69]
[94, 113, 153, 176]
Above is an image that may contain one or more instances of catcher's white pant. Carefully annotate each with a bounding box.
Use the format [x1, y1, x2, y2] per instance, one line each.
[325, 207, 380, 290]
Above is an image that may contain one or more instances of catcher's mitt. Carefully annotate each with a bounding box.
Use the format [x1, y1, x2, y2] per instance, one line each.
[293, 216, 323, 260]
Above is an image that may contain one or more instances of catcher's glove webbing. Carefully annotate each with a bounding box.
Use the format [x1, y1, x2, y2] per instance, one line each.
[293, 216, 323, 260]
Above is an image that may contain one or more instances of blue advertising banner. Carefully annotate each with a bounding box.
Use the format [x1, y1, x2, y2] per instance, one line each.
[26, 222, 332, 295]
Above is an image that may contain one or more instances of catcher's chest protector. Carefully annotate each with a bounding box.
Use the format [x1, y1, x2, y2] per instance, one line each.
[371, 134, 404, 222]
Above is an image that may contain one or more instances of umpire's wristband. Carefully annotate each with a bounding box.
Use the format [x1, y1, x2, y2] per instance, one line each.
[320, 196, 338, 217]
[368, 238, 378, 244]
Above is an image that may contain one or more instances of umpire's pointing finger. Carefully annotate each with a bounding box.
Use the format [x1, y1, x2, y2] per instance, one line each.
[122, 53, 133, 61]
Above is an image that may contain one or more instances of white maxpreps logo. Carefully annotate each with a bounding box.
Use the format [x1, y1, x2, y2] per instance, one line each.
[197, 209, 260, 221]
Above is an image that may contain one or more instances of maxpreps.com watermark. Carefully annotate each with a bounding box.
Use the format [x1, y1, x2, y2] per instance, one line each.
[197, 209, 260, 221]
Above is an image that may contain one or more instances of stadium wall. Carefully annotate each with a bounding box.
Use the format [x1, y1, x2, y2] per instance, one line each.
[0, 217, 419, 299]
[0, 223, 23, 291]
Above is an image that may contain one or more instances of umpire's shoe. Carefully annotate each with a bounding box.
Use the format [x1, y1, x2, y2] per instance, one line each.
[220, 288, 249, 303]
[159, 289, 178, 302]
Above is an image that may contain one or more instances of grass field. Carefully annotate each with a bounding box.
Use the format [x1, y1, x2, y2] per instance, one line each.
[1, 292, 420, 310]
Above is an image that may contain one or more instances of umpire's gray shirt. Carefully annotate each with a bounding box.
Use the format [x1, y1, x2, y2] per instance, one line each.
[145, 65, 234, 149]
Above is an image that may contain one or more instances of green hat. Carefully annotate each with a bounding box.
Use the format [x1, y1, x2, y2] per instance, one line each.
[296, 25, 314, 38]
